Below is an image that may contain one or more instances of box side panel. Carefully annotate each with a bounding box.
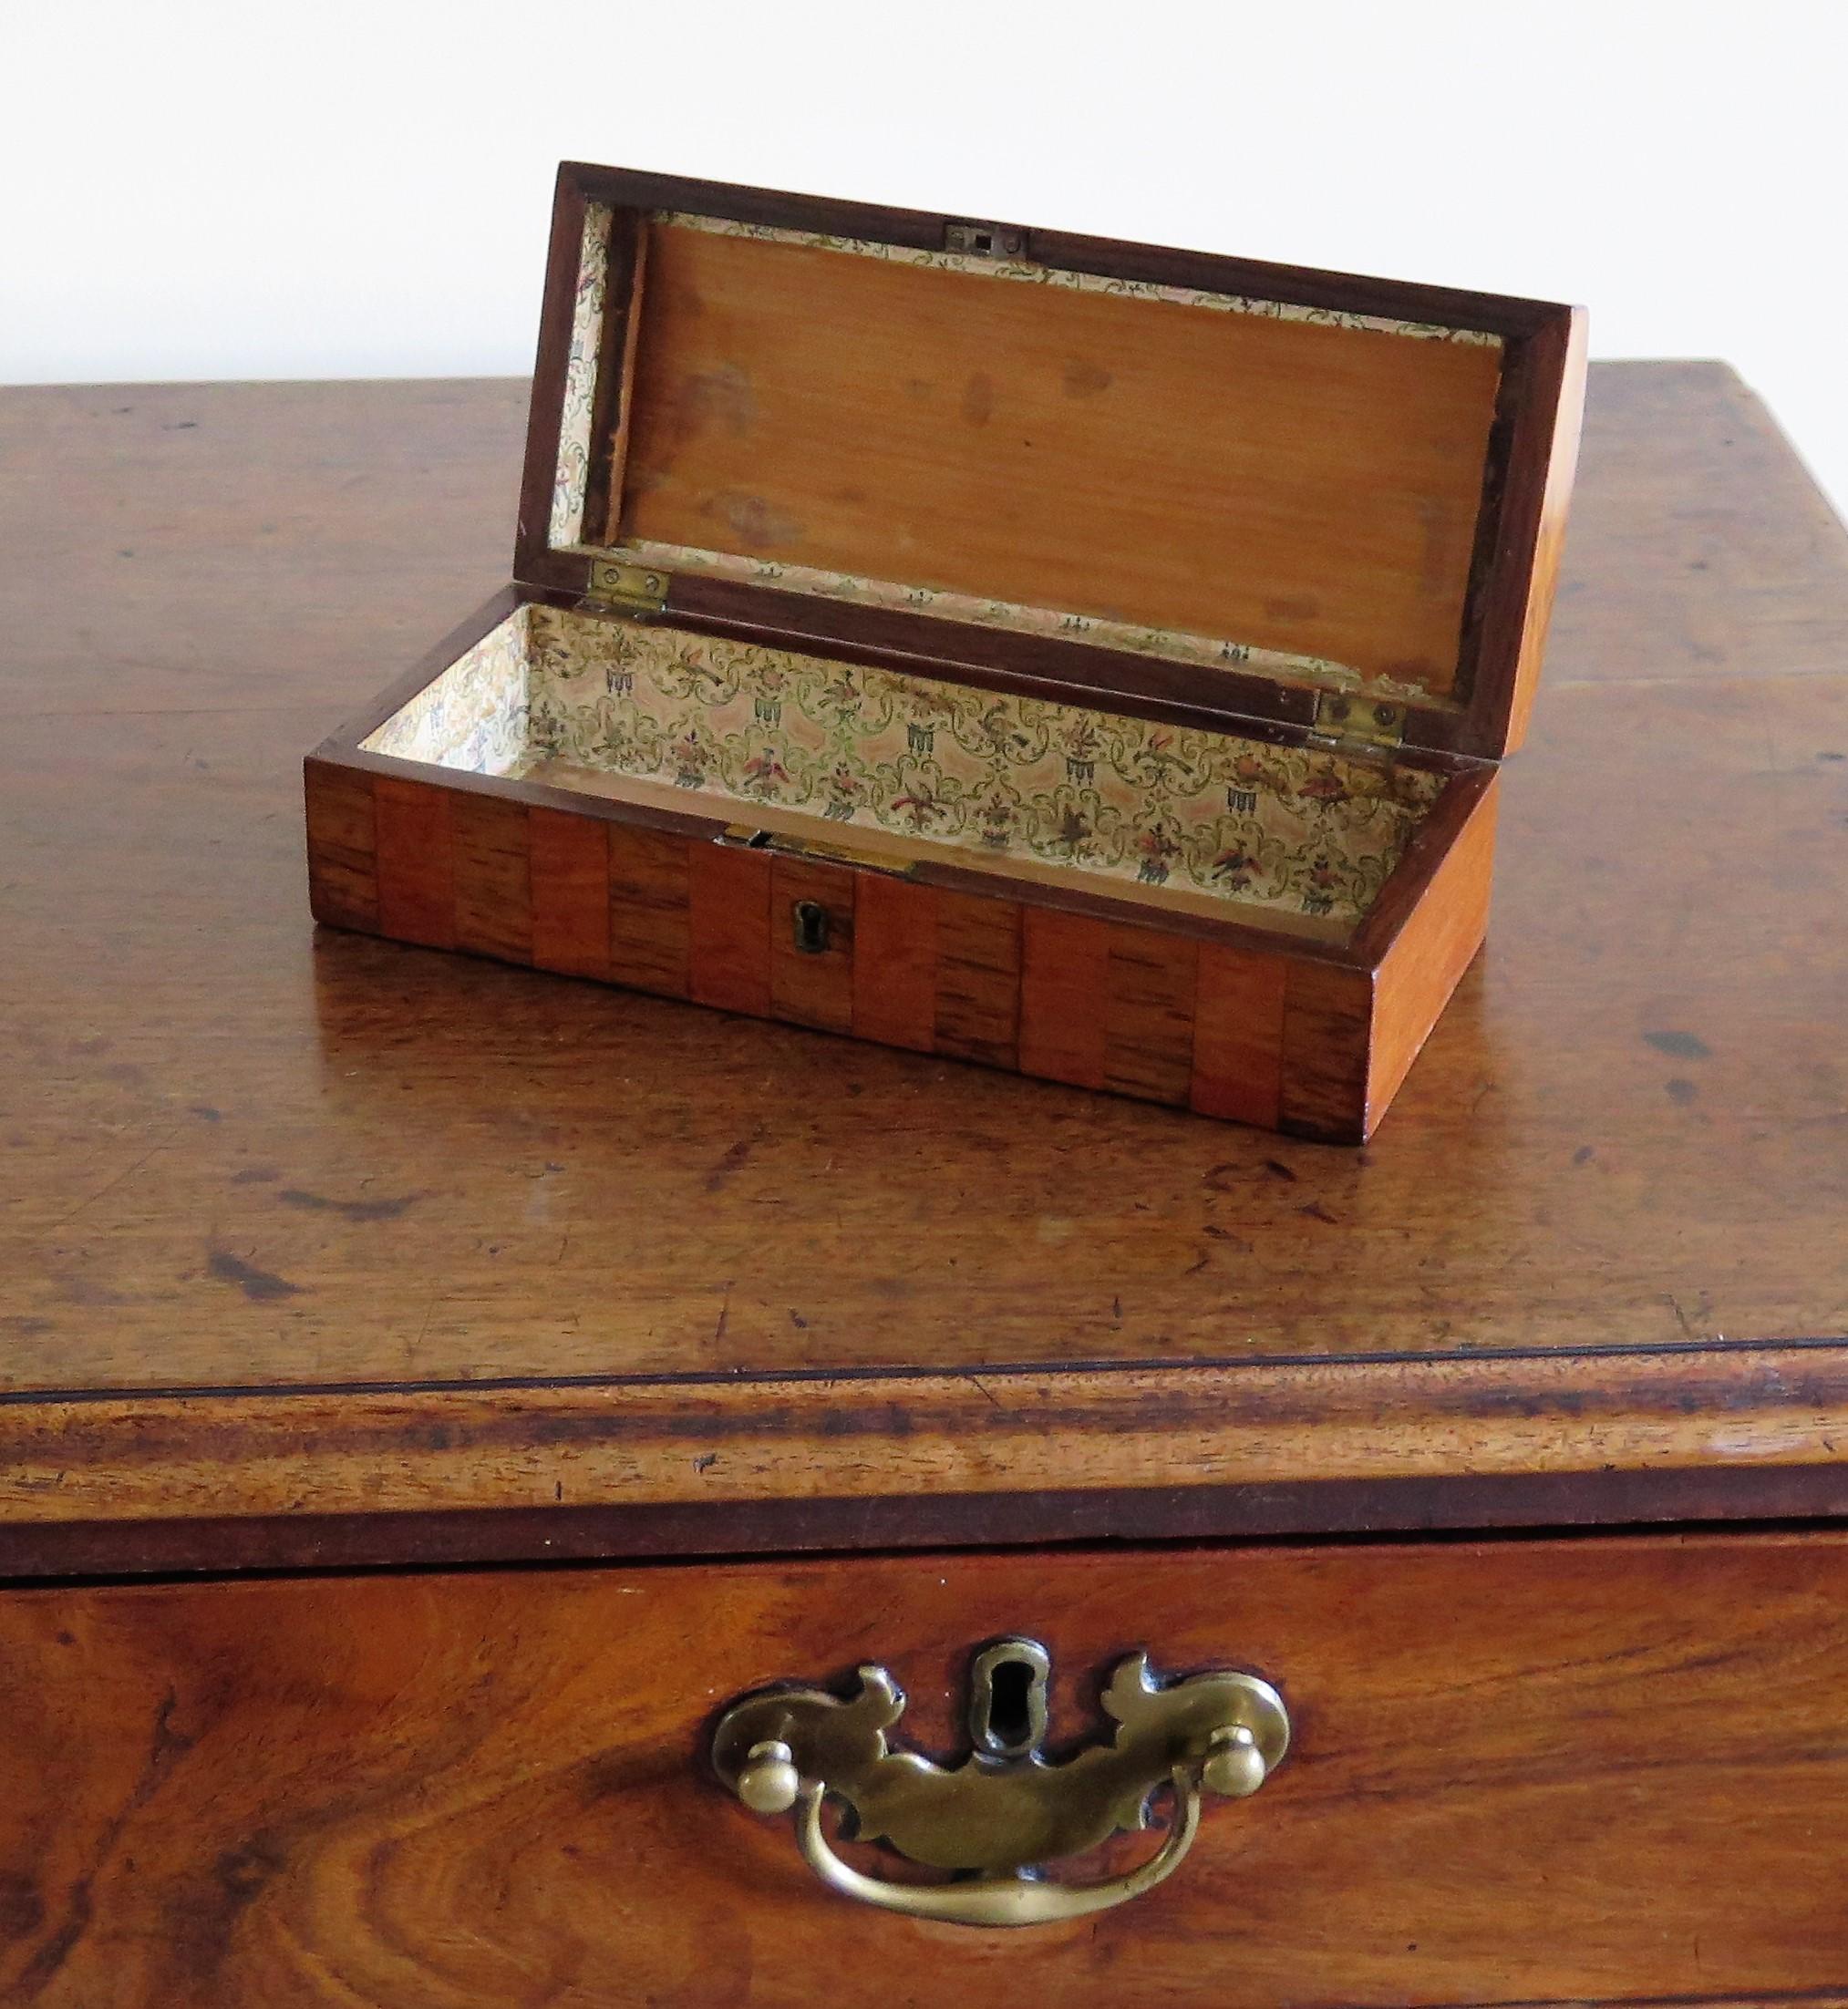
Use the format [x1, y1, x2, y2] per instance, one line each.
[932, 891, 1024, 1069]
[1367, 777, 1501, 1125]
[769, 855, 857, 1034]
[1278, 961, 1374, 1144]
[687, 841, 773, 1016]
[321, 751, 1399, 1140]
[607, 822, 692, 999]
[304, 757, 380, 932]
[1102, 928, 1199, 1107]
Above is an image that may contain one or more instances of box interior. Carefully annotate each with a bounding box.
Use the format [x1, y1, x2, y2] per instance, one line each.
[550, 206, 1508, 713]
[364, 604, 1446, 940]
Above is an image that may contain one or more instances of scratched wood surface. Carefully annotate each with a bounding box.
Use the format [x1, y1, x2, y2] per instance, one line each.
[1, 366, 1845, 1539]
[1, 1534, 1843, 2006]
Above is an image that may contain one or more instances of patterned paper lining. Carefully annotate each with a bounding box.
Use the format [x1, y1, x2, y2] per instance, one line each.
[366, 613, 532, 777]
[599, 535, 1419, 699]
[548, 199, 613, 549]
[364, 606, 1440, 927]
[649, 211, 1504, 349]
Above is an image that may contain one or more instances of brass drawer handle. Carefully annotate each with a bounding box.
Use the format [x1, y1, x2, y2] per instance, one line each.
[712, 1636, 1288, 1930]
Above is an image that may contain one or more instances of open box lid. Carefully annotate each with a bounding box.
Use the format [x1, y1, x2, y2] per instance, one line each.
[516, 163, 1586, 763]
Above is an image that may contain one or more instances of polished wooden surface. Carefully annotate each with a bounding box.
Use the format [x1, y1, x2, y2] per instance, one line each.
[2, 365, 1845, 1544]
[1, 1533, 1843, 2005]
[7, 1344, 1847, 1546]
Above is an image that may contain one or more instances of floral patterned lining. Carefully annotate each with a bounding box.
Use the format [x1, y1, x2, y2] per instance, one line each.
[597, 535, 1408, 700]
[548, 200, 612, 550]
[649, 211, 1503, 349]
[365, 606, 1441, 928]
[364, 613, 530, 774]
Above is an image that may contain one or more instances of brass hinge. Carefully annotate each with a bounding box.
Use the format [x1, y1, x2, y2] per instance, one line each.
[582, 560, 668, 617]
[1309, 692, 1406, 757]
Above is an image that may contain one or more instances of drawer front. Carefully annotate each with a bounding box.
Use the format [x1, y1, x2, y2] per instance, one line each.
[2, 1535, 1844, 2005]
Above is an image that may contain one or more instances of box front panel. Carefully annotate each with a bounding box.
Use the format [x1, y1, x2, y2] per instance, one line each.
[307, 775, 1396, 1137]
[606, 821, 692, 999]
[769, 855, 857, 1034]
[528, 804, 612, 976]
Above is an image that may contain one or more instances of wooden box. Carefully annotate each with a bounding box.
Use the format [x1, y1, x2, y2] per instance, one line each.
[305, 162, 1585, 1142]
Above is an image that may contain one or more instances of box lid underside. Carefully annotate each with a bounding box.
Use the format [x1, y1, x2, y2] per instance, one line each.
[519, 169, 1581, 760]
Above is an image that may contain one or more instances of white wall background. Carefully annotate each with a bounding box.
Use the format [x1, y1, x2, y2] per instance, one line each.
[5, 0, 1846, 515]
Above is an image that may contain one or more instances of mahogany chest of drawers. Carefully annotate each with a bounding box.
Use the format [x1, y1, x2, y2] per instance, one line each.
[3, 345, 1844, 2003]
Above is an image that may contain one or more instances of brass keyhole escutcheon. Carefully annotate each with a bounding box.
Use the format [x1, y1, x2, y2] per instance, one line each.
[967, 1638, 1048, 1757]
[792, 901, 831, 955]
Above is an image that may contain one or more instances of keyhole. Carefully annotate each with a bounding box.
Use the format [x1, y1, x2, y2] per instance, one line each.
[986, 1659, 1035, 1748]
[792, 901, 831, 955]
[968, 1638, 1050, 1758]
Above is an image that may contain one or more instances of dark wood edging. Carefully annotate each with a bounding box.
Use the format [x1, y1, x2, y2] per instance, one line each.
[2, 1464, 1845, 1583]
[2, 1344, 1843, 1576]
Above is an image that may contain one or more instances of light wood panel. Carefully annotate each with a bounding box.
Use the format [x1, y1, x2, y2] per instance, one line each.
[372, 774, 456, 949]
[450, 793, 531, 963]
[622, 222, 1504, 693]
[931, 889, 1023, 1068]
[1368, 779, 1500, 1124]
[1019, 907, 1110, 1089]
[1189, 943, 1287, 1127]
[529, 804, 611, 977]
[316, 773, 1382, 1132]
[851, 873, 937, 1052]
[1103, 927, 1198, 1106]
[302, 757, 377, 932]
[1277, 960, 1374, 1142]
[688, 840, 772, 1016]
[1, 1536, 1843, 2005]
[769, 855, 856, 1034]
[606, 819, 690, 997]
